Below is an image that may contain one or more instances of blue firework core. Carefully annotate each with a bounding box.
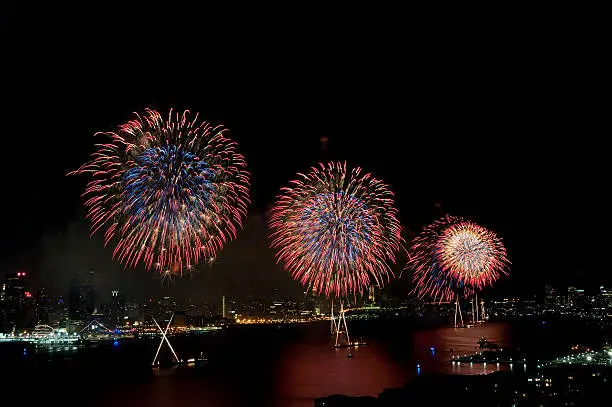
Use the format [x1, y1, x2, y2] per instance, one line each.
[123, 146, 216, 222]
[430, 258, 465, 293]
[298, 192, 373, 267]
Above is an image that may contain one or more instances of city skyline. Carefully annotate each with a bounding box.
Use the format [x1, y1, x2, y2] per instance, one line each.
[2, 263, 607, 317]
[3, 261, 610, 336]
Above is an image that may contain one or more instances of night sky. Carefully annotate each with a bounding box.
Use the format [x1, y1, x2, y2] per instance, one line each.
[1, 7, 607, 302]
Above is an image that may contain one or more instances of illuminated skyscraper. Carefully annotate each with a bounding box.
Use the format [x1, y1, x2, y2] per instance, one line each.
[2, 272, 28, 332]
[33, 288, 51, 325]
[110, 290, 126, 327]
[83, 270, 96, 315]
[0, 282, 5, 331]
[567, 287, 577, 304]
[69, 277, 85, 321]
[545, 283, 556, 299]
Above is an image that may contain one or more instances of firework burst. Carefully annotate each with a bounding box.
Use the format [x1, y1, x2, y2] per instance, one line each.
[268, 162, 402, 298]
[407, 216, 509, 302]
[69, 108, 250, 276]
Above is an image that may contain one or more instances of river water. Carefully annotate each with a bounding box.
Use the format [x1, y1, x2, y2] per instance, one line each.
[1, 318, 608, 406]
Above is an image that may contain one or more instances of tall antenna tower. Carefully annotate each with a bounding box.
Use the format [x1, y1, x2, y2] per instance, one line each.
[222, 295, 226, 319]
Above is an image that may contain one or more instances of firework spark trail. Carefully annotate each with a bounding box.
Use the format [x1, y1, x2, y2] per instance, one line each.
[407, 216, 509, 302]
[268, 162, 402, 298]
[69, 108, 250, 276]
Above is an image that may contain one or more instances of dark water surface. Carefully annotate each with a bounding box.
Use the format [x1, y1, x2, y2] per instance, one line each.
[2, 318, 608, 407]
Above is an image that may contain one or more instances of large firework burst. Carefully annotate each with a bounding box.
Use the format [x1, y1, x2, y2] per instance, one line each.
[69, 108, 250, 275]
[407, 216, 509, 302]
[268, 162, 402, 298]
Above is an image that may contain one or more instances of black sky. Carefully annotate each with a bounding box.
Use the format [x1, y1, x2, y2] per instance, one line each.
[1, 7, 608, 301]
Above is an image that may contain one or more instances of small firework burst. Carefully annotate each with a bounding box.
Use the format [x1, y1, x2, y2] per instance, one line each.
[407, 216, 509, 302]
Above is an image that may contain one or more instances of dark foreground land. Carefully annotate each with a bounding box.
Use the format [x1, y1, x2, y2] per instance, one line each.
[315, 366, 612, 406]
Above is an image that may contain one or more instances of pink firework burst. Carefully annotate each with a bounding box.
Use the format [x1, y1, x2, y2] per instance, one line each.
[268, 162, 403, 298]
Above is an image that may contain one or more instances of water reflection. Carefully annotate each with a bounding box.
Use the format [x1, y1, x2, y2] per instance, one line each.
[273, 340, 408, 407]
[412, 322, 512, 375]
[7, 321, 536, 407]
[271, 322, 513, 406]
